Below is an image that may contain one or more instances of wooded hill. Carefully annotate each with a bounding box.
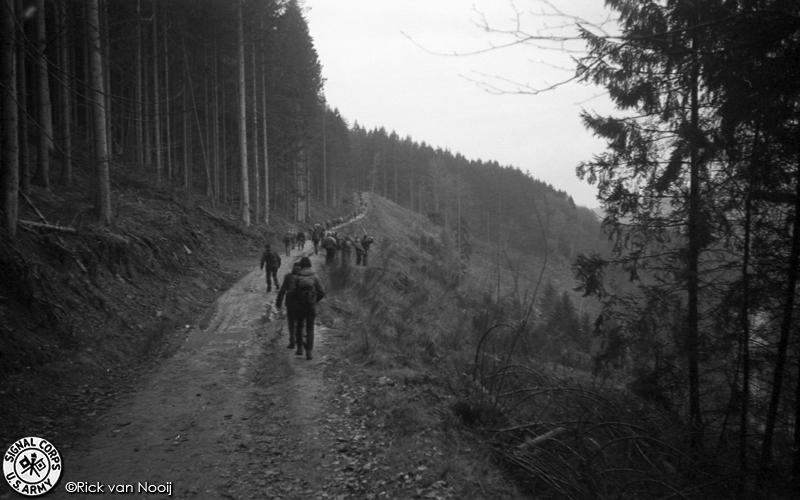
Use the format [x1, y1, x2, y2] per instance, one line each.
[346, 125, 607, 262]
[0, 0, 605, 264]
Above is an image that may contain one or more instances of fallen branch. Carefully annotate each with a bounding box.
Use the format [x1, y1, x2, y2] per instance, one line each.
[197, 206, 247, 235]
[19, 219, 78, 234]
[518, 426, 572, 451]
[51, 236, 89, 274]
[19, 189, 49, 224]
[198, 206, 223, 222]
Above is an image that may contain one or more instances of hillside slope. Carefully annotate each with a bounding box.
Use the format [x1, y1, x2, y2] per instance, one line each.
[3, 186, 702, 500]
[1, 189, 527, 500]
[315, 194, 728, 500]
[0, 170, 360, 449]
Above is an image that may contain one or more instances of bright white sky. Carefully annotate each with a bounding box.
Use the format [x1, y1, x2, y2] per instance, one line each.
[303, 0, 618, 209]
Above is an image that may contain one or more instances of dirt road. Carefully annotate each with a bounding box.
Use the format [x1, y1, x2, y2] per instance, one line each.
[45, 244, 352, 499]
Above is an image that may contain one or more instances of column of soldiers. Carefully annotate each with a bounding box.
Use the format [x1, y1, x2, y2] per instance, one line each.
[266, 192, 373, 359]
[281, 197, 368, 258]
[266, 231, 375, 360]
[320, 231, 375, 267]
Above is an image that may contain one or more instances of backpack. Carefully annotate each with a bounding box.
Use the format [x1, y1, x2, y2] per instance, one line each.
[266, 250, 280, 268]
[292, 273, 317, 306]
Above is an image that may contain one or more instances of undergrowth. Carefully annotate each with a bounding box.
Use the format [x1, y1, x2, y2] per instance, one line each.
[323, 194, 747, 500]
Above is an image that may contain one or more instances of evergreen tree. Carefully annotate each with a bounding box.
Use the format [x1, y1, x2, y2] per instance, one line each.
[573, 0, 800, 486]
[1, 0, 19, 236]
[575, 0, 727, 447]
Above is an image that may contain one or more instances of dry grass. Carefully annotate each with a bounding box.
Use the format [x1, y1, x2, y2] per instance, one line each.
[321, 193, 748, 500]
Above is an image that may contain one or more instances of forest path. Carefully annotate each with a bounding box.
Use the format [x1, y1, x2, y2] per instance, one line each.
[48, 222, 364, 499]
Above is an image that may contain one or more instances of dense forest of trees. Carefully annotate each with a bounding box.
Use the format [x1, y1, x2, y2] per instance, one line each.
[1, 0, 331, 231]
[344, 124, 606, 260]
[567, 0, 800, 493]
[0, 0, 604, 260]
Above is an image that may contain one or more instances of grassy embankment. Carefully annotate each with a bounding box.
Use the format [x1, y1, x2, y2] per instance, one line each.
[320, 194, 729, 500]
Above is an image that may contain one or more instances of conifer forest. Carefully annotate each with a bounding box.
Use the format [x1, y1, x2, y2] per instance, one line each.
[1, 0, 800, 498]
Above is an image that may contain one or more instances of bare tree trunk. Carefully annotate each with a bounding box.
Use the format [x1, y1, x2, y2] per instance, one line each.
[382, 143, 387, 197]
[322, 104, 327, 207]
[164, 16, 172, 180]
[236, 0, 249, 225]
[187, 96, 192, 193]
[179, 33, 210, 203]
[33, 0, 53, 188]
[16, 0, 29, 195]
[221, 81, 228, 206]
[88, 0, 110, 224]
[457, 159, 462, 286]
[101, 0, 111, 161]
[305, 148, 311, 220]
[83, 0, 97, 203]
[738, 186, 752, 497]
[260, 41, 269, 224]
[182, 88, 189, 188]
[2, 0, 19, 236]
[794, 260, 800, 485]
[686, 30, 703, 450]
[152, 7, 162, 183]
[142, 0, 150, 170]
[758, 154, 800, 487]
[496, 190, 501, 301]
[212, 33, 220, 207]
[135, 0, 143, 169]
[57, 0, 72, 186]
[736, 129, 760, 498]
[289, 150, 296, 221]
[409, 149, 414, 211]
[251, 44, 259, 222]
[204, 47, 211, 198]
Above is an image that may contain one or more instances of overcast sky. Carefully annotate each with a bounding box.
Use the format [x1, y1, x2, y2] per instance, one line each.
[303, 0, 618, 209]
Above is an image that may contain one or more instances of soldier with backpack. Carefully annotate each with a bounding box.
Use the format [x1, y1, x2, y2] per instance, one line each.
[360, 234, 375, 266]
[259, 244, 282, 292]
[312, 225, 323, 255]
[354, 236, 364, 265]
[276, 261, 302, 349]
[321, 232, 339, 265]
[282, 232, 294, 256]
[341, 236, 354, 265]
[288, 257, 326, 360]
[296, 230, 306, 250]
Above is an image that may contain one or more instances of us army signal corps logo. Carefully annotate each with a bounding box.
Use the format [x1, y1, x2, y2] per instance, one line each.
[3, 437, 62, 496]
